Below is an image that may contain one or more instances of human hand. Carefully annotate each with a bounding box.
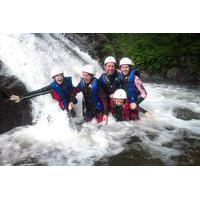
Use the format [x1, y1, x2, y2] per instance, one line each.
[68, 102, 74, 111]
[144, 112, 153, 118]
[9, 95, 21, 103]
[109, 94, 113, 98]
[130, 103, 137, 110]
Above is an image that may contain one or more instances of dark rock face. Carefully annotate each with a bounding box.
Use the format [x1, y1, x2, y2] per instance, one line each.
[150, 73, 164, 81]
[140, 70, 150, 80]
[140, 67, 200, 85]
[63, 33, 109, 61]
[167, 67, 180, 80]
[0, 75, 32, 134]
[167, 67, 199, 83]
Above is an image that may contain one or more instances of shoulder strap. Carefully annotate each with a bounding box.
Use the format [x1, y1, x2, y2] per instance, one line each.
[102, 73, 110, 85]
[128, 70, 136, 82]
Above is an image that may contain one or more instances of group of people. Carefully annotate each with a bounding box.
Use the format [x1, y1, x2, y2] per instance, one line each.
[10, 56, 151, 124]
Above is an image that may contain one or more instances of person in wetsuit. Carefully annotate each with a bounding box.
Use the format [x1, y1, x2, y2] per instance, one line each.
[68, 64, 108, 123]
[98, 56, 121, 102]
[110, 89, 139, 121]
[118, 57, 151, 118]
[10, 67, 77, 117]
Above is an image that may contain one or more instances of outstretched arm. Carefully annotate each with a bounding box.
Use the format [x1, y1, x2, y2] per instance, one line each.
[10, 85, 52, 103]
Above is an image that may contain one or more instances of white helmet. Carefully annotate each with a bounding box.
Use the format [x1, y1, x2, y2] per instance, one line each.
[104, 56, 116, 65]
[51, 67, 64, 78]
[82, 64, 95, 75]
[113, 89, 127, 99]
[119, 57, 133, 66]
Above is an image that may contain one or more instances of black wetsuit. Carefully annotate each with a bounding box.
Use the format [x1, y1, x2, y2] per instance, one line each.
[20, 85, 52, 101]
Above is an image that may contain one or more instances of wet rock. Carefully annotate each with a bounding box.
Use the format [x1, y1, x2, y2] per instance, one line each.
[162, 142, 174, 148]
[0, 75, 32, 134]
[162, 134, 200, 165]
[173, 107, 200, 120]
[167, 67, 181, 81]
[140, 70, 150, 81]
[171, 138, 200, 166]
[146, 133, 159, 141]
[127, 135, 142, 144]
[104, 147, 164, 166]
[151, 73, 164, 81]
[13, 157, 45, 166]
[167, 67, 199, 84]
[95, 141, 164, 166]
[63, 33, 109, 60]
[164, 126, 175, 131]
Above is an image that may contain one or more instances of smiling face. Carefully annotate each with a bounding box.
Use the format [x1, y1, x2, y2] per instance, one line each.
[115, 98, 125, 106]
[120, 64, 130, 76]
[54, 73, 64, 85]
[104, 62, 116, 75]
[82, 72, 93, 84]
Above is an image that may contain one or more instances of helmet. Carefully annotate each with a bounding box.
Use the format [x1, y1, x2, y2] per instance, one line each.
[51, 67, 64, 78]
[119, 57, 133, 66]
[104, 56, 116, 65]
[113, 89, 127, 99]
[82, 64, 95, 75]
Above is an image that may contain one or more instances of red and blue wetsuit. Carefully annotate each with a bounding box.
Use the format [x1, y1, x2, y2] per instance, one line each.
[20, 77, 77, 112]
[50, 77, 77, 111]
[109, 98, 139, 121]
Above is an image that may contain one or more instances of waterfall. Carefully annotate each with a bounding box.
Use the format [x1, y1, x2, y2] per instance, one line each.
[0, 33, 200, 166]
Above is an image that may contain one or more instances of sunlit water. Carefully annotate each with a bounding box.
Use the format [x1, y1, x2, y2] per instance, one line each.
[0, 34, 200, 165]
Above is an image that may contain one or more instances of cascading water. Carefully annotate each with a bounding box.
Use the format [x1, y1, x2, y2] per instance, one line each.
[0, 33, 200, 166]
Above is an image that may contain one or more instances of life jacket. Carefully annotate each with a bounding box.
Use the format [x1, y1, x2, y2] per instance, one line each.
[119, 70, 139, 103]
[50, 77, 73, 110]
[79, 77, 104, 112]
[110, 99, 139, 121]
[99, 71, 121, 96]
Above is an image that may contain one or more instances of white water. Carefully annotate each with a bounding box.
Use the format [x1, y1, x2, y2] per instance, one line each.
[0, 33, 200, 165]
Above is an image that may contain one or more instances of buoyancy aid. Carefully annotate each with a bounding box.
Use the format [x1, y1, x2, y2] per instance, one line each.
[119, 70, 139, 103]
[99, 71, 121, 96]
[50, 77, 74, 110]
[79, 77, 104, 112]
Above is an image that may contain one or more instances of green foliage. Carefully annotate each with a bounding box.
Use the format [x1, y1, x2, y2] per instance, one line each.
[102, 33, 200, 72]
[102, 44, 115, 57]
